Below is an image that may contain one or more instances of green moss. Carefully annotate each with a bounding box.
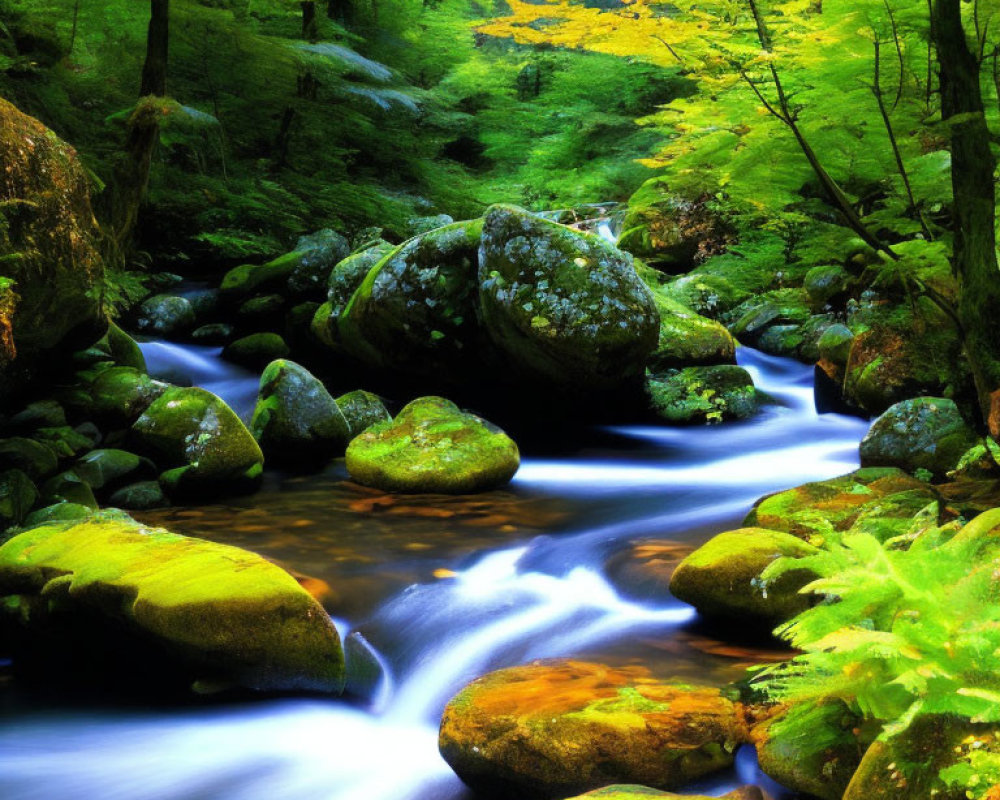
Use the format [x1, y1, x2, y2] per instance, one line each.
[646, 365, 758, 424]
[73, 449, 156, 493]
[335, 390, 392, 438]
[220, 250, 305, 299]
[130, 387, 264, 497]
[670, 528, 818, 625]
[0, 437, 58, 481]
[250, 360, 349, 463]
[222, 333, 290, 370]
[88, 366, 169, 427]
[345, 396, 519, 493]
[0, 469, 37, 531]
[0, 512, 344, 692]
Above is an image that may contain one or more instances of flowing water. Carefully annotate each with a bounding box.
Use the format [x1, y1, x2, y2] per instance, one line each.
[0, 345, 870, 800]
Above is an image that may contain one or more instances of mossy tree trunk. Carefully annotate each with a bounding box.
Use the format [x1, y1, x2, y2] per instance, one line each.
[931, 0, 1000, 436]
[111, 0, 169, 253]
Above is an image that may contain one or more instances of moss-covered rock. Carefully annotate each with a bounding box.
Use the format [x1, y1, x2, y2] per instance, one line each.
[0, 97, 105, 403]
[0, 437, 59, 481]
[336, 389, 392, 438]
[0, 512, 344, 692]
[22, 501, 94, 527]
[439, 660, 746, 799]
[479, 205, 659, 392]
[107, 480, 168, 510]
[88, 366, 169, 427]
[345, 396, 518, 493]
[564, 786, 762, 800]
[130, 387, 264, 497]
[647, 366, 758, 424]
[220, 250, 305, 299]
[134, 294, 196, 338]
[191, 323, 235, 345]
[744, 467, 937, 543]
[726, 289, 812, 351]
[753, 701, 867, 800]
[0, 469, 37, 531]
[337, 219, 483, 374]
[860, 397, 979, 479]
[250, 360, 350, 463]
[310, 240, 397, 349]
[5, 399, 67, 434]
[33, 425, 94, 460]
[669, 528, 818, 625]
[817, 322, 854, 368]
[286, 228, 351, 297]
[222, 333, 290, 370]
[236, 293, 286, 328]
[38, 470, 98, 509]
[102, 321, 147, 371]
[804, 264, 857, 309]
[843, 715, 997, 800]
[73, 449, 157, 495]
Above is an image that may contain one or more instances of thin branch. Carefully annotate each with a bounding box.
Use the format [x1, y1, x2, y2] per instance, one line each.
[881, 0, 906, 109]
[652, 35, 684, 64]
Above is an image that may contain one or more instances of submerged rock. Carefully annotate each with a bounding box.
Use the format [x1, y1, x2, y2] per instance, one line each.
[860, 397, 979, 479]
[130, 387, 264, 497]
[479, 205, 659, 392]
[250, 360, 350, 463]
[439, 660, 746, 799]
[0, 512, 345, 693]
[335, 389, 392, 438]
[647, 365, 758, 424]
[670, 528, 818, 626]
[345, 397, 518, 493]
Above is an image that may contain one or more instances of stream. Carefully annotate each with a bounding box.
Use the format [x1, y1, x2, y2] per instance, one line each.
[0, 345, 870, 800]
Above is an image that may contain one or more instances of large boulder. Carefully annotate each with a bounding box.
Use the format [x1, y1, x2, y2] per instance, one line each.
[478, 205, 659, 392]
[86, 366, 169, 427]
[669, 528, 818, 626]
[222, 332, 290, 370]
[286, 228, 351, 297]
[130, 387, 264, 497]
[311, 240, 396, 349]
[0, 512, 344, 692]
[0, 97, 105, 401]
[439, 660, 746, 799]
[345, 396, 518, 493]
[860, 397, 979, 479]
[337, 220, 483, 375]
[565, 787, 762, 800]
[133, 294, 196, 338]
[250, 360, 350, 463]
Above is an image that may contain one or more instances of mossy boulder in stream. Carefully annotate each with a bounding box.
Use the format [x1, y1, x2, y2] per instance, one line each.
[336, 389, 391, 438]
[345, 397, 518, 493]
[669, 528, 818, 626]
[439, 660, 746, 799]
[311, 240, 397, 348]
[0, 97, 105, 403]
[646, 365, 758, 424]
[0, 469, 38, 531]
[250, 360, 350, 463]
[133, 294, 196, 338]
[565, 787, 762, 800]
[87, 366, 169, 427]
[220, 250, 305, 300]
[0, 512, 345, 693]
[336, 220, 483, 374]
[286, 228, 351, 297]
[130, 387, 263, 497]
[860, 397, 979, 479]
[222, 332, 290, 370]
[478, 205, 659, 392]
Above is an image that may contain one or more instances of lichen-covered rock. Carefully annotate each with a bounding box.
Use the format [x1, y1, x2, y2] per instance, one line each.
[250, 360, 350, 463]
[860, 397, 979, 479]
[478, 205, 659, 392]
[134, 294, 196, 338]
[726, 289, 812, 350]
[345, 396, 518, 493]
[222, 332, 290, 370]
[87, 366, 169, 427]
[744, 467, 937, 543]
[310, 240, 397, 349]
[337, 220, 483, 374]
[0, 469, 37, 530]
[439, 660, 746, 799]
[647, 366, 758, 424]
[670, 528, 818, 625]
[130, 387, 264, 497]
[336, 389, 391, 438]
[286, 228, 351, 297]
[0, 512, 345, 693]
[753, 701, 867, 800]
[640, 270, 735, 369]
[0, 97, 105, 402]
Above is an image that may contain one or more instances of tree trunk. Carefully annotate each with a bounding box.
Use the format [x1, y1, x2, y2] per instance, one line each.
[112, 0, 169, 250]
[302, 1, 319, 41]
[932, 0, 1000, 430]
[140, 0, 169, 97]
